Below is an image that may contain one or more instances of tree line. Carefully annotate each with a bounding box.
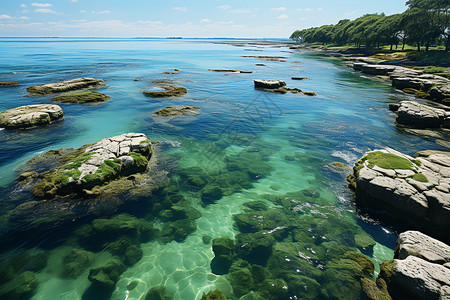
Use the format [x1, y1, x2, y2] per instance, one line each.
[290, 0, 450, 51]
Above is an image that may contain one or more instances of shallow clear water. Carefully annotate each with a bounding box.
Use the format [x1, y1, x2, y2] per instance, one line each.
[0, 38, 446, 300]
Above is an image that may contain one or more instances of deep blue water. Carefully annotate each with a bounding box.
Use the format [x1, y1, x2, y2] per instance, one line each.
[0, 38, 446, 300]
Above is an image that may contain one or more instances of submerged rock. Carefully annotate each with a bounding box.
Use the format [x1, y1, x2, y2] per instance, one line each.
[145, 285, 173, 300]
[27, 78, 106, 95]
[242, 56, 287, 62]
[396, 101, 448, 128]
[61, 248, 94, 279]
[143, 86, 187, 97]
[291, 77, 308, 80]
[153, 106, 200, 116]
[50, 91, 110, 104]
[209, 69, 254, 73]
[348, 148, 450, 242]
[201, 289, 226, 300]
[0, 104, 64, 129]
[88, 259, 126, 289]
[0, 81, 19, 87]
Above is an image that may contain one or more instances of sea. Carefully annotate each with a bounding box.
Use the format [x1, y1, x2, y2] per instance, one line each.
[0, 37, 446, 300]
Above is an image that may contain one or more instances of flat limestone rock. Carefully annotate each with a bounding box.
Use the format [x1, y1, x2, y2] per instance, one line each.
[153, 105, 200, 116]
[143, 86, 187, 98]
[396, 101, 448, 128]
[348, 148, 450, 242]
[0, 104, 64, 129]
[27, 78, 106, 95]
[395, 231, 450, 264]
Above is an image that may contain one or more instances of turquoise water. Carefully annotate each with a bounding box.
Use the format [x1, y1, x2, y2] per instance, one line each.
[0, 38, 446, 300]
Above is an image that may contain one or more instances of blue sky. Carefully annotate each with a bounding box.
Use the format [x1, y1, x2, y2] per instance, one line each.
[0, 1, 408, 38]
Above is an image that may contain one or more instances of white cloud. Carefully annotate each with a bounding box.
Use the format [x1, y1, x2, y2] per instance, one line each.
[218, 5, 230, 10]
[22, 9, 30, 13]
[71, 0, 78, 2]
[200, 19, 212, 23]
[20, 4, 27, 8]
[171, 7, 187, 12]
[0, 15, 13, 20]
[32, 3, 53, 7]
[20, 16, 30, 19]
[277, 14, 289, 19]
[218, 21, 234, 25]
[80, 10, 86, 13]
[230, 9, 250, 13]
[35, 8, 57, 13]
[296, 8, 313, 12]
[317, 7, 323, 11]
[91, 10, 111, 14]
[344, 10, 358, 17]
[272, 7, 286, 11]
[137, 20, 162, 25]
[71, 19, 87, 22]
[299, 17, 307, 21]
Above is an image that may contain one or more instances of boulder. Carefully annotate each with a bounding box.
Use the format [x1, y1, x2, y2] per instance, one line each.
[291, 77, 308, 80]
[0, 104, 64, 129]
[394, 231, 450, 264]
[50, 91, 110, 104]
[32, 133, 152, 198]
[153, 106, 200, 116]
[254, 80, 286, 89]
[27, 78, 105, 95]
[429, 85, 450, 102]
[348, 148, 450, 242]
[88, 259, 126, 289]
[352, 62, 367, 71]
[396, 101, 448, 128]
[380, 256, 450, 300]
[61, 248, 94, 279]
[145, 285, 173, 300]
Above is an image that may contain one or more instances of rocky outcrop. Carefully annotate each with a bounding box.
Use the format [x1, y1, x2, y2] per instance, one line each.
[209, 69, 254, 73]
[50, 91, 110, 104]
[377, 231, 450, 300]
[395, 101, 449, 128]
[0, 82, 19, 87]
[0, 104, 63, 129]
[143, 86, 187, 97]
[351, 63, 450, 105]
[254, 80, 286, 89]
[27, 78, 106, 95]
[153, 106, 200, 116]
[395, 231, 450, 264]
[291, 77, 308, 80]
[31, 133, 152, 198]
[348, 148, 450, 242]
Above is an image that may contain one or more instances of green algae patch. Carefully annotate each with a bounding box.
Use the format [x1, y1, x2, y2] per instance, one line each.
[408, 173, 428, 182]
[365, 151, 414, 170]
[51, 91, 110, 104]
[201, 289, 227, 300]
[143, 86, 187, 98]
[0, 82, 19, 87]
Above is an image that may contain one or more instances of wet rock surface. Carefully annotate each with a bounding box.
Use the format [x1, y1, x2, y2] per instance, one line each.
[0, 104, 64, 129]
[50, 91, 110, 104]
[143, 86, 187, 97]
[0, 82, 19, 87]
[348, 148, 450, 242]
[27, 78, 106, 95]
[153, 105, 200, 116]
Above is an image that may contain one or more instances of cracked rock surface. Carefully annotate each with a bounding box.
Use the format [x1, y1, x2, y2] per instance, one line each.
[27, 78, 106, 95]
[396, 101, 449, 128]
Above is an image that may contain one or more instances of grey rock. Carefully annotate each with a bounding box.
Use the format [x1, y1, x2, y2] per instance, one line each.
[396, 101, 446, 128]
[27, 78, 105, 95]
[0, 104, 64, 129]
[361, 64, 397, 75]
[395, 231, 450, 264]
[254, 79, 286, 89]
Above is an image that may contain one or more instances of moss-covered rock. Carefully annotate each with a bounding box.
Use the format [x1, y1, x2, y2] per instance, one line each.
[27, 78, 106, 95]
[0, 81, 19, 87]
[0, 271, 38, 300]
[88, 259, 126, 289]
[145, 285, 173, 300]
[360, 277, 392, 300]
[61, 248, 94, 279]
[32, 133, 152, 198]
[201, 185, 224, 203]
[153, 106, 200, 116]
[0, 104, 64, 129]
[124, 245, 143, 266]
[212, 237, 236, 271]
[161, 218, 196, 242]
[143, 86, 187, 98]
[51, 91, 110, 104]
[201, 289, 227, 300]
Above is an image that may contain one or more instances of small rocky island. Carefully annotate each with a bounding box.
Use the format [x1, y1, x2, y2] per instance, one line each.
[27, 78, 106, 95]
[143, 85, 187, 97]
[0, 104, 64, 129]
[153, 105, 200, 116]
[254, 79, 316, 96]
[348, 148, 450, 242]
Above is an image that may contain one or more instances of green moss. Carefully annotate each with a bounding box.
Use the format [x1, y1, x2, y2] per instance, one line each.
[201, 290, 227, 300]
[39, 114, 49, 119]
[408, 173, 428, 182]
[145, 285, 173, 300]
[60, 169, 81, 185]
[128, 152, 148, 169]
[0, 82, 19, 87]
[50, 91, 110, 104]
[422, 66, 446, 74]
[140, 139, 151, 144]
[365, 151, 414, 170]
[143, 86, 187, 97]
